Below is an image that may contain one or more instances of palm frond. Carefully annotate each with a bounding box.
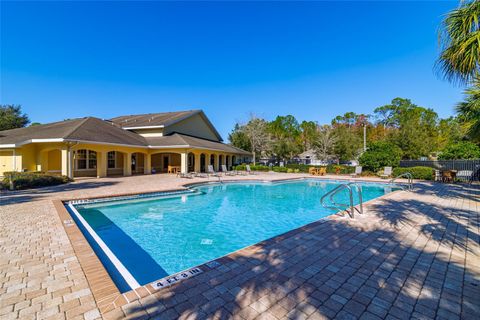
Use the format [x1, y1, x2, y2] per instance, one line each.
[436, 1, 480, 85]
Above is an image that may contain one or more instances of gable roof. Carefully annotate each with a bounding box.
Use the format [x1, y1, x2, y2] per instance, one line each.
[110, 110, 199, 129]
[110, 109, 223, 141]
[0, 117, 147, 147]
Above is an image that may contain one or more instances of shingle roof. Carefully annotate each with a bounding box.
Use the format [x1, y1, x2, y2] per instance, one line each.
[0, 118, 86, 145]
[110, 109, 223, 141]
[0, 117, 250, 155]
[67, 117, 147, 146]
[110, 110, 199, 128]
[145, 134, 251, 155]
[0, 117, 146, 147]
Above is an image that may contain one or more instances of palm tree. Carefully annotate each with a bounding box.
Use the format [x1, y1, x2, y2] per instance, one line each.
[456, 80, 480, 142]
[437, 0, 480, 85]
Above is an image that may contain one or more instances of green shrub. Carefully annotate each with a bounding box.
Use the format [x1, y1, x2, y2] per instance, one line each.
[392, 166, 434, 180]
[272, 166, 288, 173]
[359, 141, 402, 172]
[438, 141, 480, 160]
[325, 164, 355, 174]
[233, 164, 270, 172]
[3, 172, 72, 190]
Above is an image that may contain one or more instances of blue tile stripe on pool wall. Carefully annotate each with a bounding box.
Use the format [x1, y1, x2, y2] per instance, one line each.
[66, 203, 141, 292]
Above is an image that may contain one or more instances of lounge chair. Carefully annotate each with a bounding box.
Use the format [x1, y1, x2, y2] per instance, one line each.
[207, 165, 222, 177]
[246, 165, 258, 175]
[177, 172, 194, 179]
[380, 166, 392, 179]
[456, 170, 473, 183]
[193, 171, 208, 178]
[350, 166, 362, 178]
[221, 165, 236, 176]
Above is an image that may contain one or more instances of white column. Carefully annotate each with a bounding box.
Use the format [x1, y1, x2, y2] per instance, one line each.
[181, 152, 188, 174]
[61, 148, 73, 178]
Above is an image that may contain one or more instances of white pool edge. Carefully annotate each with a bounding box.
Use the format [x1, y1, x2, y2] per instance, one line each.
[67, 203, 141, 290]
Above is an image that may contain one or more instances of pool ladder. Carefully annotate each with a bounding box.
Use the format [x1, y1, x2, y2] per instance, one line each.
[320, 182, 364, 219]
[389, 172, 413, 191]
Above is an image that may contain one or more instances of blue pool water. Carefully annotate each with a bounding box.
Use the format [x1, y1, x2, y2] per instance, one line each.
[71, 179, 399, 292]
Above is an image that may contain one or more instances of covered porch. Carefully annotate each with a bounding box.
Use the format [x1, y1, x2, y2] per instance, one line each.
[27, 144, 244, 179]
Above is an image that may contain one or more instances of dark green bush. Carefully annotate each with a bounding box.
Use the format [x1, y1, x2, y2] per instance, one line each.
[3, 172, 72, 190]
[392, 166, 434, 180]
[359, 141, 402, 172]
[272, 166, 288, 173]
[438, 141, 480, 160]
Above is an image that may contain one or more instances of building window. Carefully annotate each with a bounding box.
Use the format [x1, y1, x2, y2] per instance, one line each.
[107, 151, 116, 169]
[88, 151, 97, 169]
[76, 150, 87, 169]
[75, 150, 97, 170]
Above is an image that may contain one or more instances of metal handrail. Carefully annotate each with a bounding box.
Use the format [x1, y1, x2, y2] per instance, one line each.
[320, 182, 364, 218]
[390, 172, 413, 190]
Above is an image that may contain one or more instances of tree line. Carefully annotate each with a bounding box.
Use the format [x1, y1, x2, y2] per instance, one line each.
[229, 96, 479, 164]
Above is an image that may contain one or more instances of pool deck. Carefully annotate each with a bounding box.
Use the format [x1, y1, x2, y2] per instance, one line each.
[1, 173, 479, 320]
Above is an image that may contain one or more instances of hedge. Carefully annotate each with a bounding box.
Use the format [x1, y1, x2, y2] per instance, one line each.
[233, 164, 270, 172]
[3, 172, 73, 190]
[234, 163, 356, 174]
[392, 166, 433, 180]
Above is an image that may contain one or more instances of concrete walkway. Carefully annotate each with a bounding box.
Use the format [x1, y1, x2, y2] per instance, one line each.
[1, 174, 479, 319]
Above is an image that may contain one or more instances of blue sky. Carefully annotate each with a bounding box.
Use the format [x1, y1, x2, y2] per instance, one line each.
[1, 1, 462, 141]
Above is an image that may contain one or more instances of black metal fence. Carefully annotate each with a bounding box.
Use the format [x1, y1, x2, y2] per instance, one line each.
[399, 159, 480, 182]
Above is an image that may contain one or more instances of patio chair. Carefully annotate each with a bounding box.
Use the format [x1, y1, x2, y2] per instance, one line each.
[433, 170, 441, 182]
[350, 166, 362, 178]
[221, 165, 236, 176]
[380, 166, 393, 179]
[207, 165, 222, 177]
[456, 170, 473, 183]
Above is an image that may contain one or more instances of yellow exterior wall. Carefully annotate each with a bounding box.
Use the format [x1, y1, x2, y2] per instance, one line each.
[164, 113, 220, 141]
[0, 141, 244, 178]
[19, 144, 38, 172]
[132, 128, 164, 137]
[0, 150, 14, 176]
[47, 149, 61, 171]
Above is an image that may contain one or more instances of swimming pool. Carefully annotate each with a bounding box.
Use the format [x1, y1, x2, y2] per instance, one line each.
[67, 179, 400, 292]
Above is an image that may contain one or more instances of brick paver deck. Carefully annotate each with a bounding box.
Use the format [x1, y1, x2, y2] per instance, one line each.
[1, 174, 479, 319]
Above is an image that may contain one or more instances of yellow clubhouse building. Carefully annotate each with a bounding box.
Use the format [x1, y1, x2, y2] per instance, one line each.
[0, 110, 251, 178]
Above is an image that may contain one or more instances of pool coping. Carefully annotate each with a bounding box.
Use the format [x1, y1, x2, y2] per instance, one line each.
[53, 176, 407, 315]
